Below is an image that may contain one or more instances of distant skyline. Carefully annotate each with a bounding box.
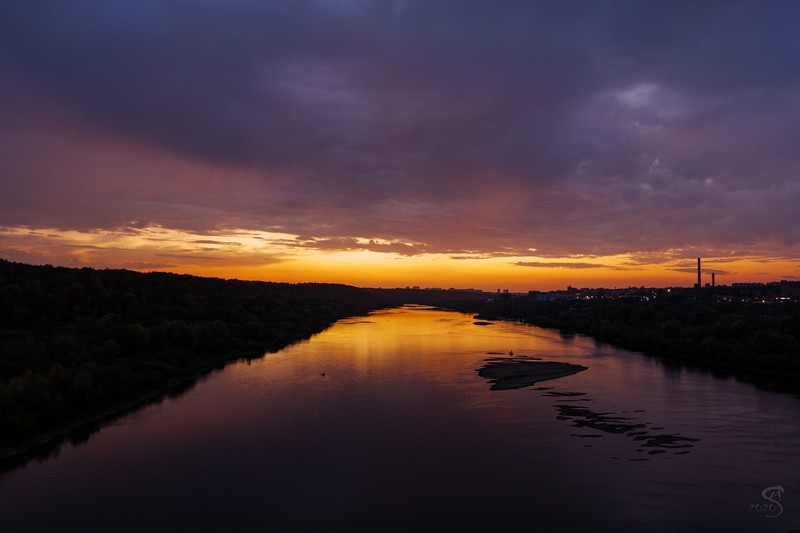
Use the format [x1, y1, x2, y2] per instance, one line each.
[2, 1, 799, 291]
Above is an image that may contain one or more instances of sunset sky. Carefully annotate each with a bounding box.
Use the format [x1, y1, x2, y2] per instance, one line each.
[2, 1, 799, 291]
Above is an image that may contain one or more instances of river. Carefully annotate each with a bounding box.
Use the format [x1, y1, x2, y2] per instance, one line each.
[1, 306, 799, 532]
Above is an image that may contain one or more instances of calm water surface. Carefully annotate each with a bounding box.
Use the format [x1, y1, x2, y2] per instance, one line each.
[2, 306, 799, 532]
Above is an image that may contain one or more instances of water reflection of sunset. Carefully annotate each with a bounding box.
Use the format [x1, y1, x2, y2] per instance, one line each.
[6, 307, 796, 532]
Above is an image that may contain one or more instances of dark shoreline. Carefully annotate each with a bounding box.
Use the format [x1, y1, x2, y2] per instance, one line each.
[0, 260, 394, 465]
[441, 291, 800, 384]
[463, 313, 800, 394]
[0, 374, 201, 466]
[0, 348, 269, 466]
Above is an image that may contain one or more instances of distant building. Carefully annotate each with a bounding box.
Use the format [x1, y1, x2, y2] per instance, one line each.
[695, 258, 702, 288]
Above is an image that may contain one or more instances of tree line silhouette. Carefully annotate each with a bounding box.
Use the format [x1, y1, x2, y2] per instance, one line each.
[0, 260, 390, 447]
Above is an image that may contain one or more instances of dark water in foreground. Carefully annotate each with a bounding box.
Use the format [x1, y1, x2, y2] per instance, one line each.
[2, 306, 799, 532]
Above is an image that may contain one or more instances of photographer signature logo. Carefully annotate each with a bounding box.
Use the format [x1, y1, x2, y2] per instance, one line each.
[748, 485, 784, 518]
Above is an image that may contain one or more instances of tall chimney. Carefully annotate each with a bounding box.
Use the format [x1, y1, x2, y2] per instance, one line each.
[712, 272, 716, 287]
[697, 258, 701, 288]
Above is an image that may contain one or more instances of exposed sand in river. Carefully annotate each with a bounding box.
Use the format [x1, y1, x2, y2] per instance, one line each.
[477, 357, 587, 390]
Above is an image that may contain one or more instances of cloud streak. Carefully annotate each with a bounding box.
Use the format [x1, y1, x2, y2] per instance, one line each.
[515, 261, 612, 270]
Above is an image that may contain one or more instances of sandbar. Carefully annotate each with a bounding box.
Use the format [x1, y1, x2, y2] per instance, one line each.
[477, 357, 588, 390]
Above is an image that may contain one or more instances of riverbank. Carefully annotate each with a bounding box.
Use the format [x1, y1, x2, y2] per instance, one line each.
[0, 347, 277, 465]
[0, 374, 199, 465]
[443, 296, 800, 385]
[0, 260, 392, 457]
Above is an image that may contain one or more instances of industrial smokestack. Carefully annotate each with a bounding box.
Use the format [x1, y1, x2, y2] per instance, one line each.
[712, 272, 715, 287]
[697, 258, 701, 288]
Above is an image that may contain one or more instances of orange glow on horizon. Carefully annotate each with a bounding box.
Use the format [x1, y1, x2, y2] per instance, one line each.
[1, 225, 798, 292]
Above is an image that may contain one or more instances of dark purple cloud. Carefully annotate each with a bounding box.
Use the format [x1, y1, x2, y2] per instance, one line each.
[2, 0, 800, 259]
